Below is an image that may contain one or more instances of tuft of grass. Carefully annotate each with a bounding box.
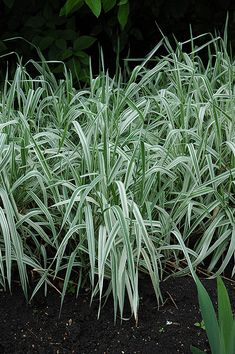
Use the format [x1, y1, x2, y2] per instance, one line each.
[0, 33, 235, 321]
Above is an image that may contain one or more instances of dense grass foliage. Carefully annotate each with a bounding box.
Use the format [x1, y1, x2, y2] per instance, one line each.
[0, 34, 235, 320]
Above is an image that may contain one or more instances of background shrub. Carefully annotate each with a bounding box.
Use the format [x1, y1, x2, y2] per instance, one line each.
[1, 0, 235, 82]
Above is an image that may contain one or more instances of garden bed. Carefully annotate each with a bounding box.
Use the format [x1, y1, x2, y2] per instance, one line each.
[0, 275, 234, 354]
[1, 33, 235, 354]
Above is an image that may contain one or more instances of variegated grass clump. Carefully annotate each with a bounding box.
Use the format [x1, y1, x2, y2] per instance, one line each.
[0, 33, 234, 320]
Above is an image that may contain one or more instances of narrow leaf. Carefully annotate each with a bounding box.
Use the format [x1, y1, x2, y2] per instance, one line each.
[217, 276, 234, 353]
[118, 1, 129, 30]
[60, 0, 83, 16]
[85, 0, 102, 17]
[195, 275, 221, 354]
[102, 0, 116, 12]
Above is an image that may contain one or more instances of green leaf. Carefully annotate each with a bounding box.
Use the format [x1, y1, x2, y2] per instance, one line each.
[72, 121, 92, 172]
[74, 35, 96, 51]
[0, 208, 12, 289]
[0, 145, 12, 172]
[195, 275, 221, 354]
[117, 1, 129, 30]
[0, 189, 28, 299]
[39, 37, 54, 51]
[102, 0, 116, 12]
[190, 346, 206, 354]
[3, 0, 15, 8]
[217, 276, 234, 353]
[85, 204, 96, 288]
[74, 51, 89, 65]
[194, 320, 205, 330]
[61, 29, 77, 40]
[85, 0, 102, 17]
[232, 321, 235, 353]
[60, 250, 77, 315]
[55, 39, 67, 51]
[60, 48, 73, 60]
[60, 0, 83, 16]
[25, 15, 45, 28]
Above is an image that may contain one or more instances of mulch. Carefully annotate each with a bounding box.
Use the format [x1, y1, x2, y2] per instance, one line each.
[0, 275, 234, 354]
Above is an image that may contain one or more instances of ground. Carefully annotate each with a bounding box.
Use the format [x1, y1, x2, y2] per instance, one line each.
[0, 275, 234, 354]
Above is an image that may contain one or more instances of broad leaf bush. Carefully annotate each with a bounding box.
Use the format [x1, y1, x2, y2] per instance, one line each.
[0, 34, 235, 320]
[60, 0, 130, 30]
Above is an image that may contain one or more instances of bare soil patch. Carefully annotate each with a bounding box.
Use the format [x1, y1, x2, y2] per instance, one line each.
[0, 276, 234, 354]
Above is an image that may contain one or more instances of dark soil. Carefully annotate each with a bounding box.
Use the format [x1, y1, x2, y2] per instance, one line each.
[0, 275, 234, 354]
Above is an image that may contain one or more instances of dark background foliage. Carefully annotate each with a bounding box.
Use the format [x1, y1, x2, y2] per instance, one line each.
[0, 0, 235, 81]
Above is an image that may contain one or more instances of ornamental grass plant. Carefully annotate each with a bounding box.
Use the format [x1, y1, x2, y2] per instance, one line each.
[0, 32, 234, 321]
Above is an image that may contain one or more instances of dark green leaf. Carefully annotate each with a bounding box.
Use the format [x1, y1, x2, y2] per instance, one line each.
[60, 49, 73, 60]
[85, 0, 102, 17]
[102, 0, 116, 12]
[61, 29, 77, 41]
[117, 1, 129, 30]
[48, 46, 60, 60]
[217, 276, 234, 353]
[52, 64, 65, 74]
[3, 0, 15, 8]
[74, 36, 96, 51]
[39, 37, 54, 51]
[60, 251, 77, 315]
[55, 39, 67, 51]
[25, 16, 45, 28]
[60, 0, 83, 16]
[195, 275, 221, 354]
[74, 50, 89, 65]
